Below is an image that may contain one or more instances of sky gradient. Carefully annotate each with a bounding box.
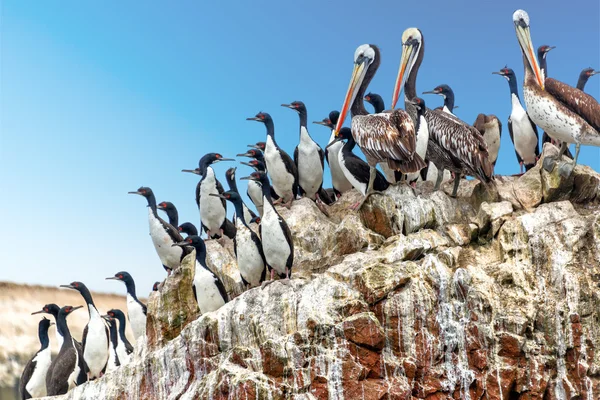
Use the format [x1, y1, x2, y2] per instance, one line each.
[1, 0, 599, 295]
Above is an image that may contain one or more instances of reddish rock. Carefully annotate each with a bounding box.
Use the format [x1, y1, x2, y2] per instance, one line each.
[469, 349, 488, 371]
[403, 359, 417, 380]
[343, 312, 386, 350]
[498, 333, 523, 358]
[342, 350, 368, 381]
[349, 343, 384, 378]
[343, 379, 388, 400]
[261, 342, 286, 378]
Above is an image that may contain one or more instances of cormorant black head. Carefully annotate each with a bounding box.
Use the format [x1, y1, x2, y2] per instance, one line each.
[537, 44, 555, 59]
[423, 84, 453, 98]
[152, 281, 160, 291]
[32, 303, 60, 317]
[581, 68, 599, 80]
[199, 153, 234, 168]
[246, 112, 272, 124]
[211, 190, 241, 203]
[240, 159, 266, 172]
[225, 167, 237, 181]
[59, 305, 83, 317]
[492, 66, 516, 82]
[250, 216, 261, 225]
[178, 222, 198, 237]
[157, 201, 176, 214]
[247, 142, 266, 151]
[39, 317, 54, 331]
[60, 281, 88, 293]
[172, 235, 207, 255]
[106, 271, 134, 285]
[409, 97, 426, 112]
[128, 186, 154, 198]
[236, 148, 264, 161]
[240, 171, 269, 185]
[313, 110, 340, 129]
[281, 101, 307, 115]
[326, 127, 353, 149]
[106, 308, 126, 322]
[363, 93, 385, 113]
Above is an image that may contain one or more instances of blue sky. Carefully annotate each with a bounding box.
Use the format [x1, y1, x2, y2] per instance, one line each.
[1, 1, 598, 295]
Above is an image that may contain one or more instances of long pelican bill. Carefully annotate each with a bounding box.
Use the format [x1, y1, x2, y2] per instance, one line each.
[514, 16, 544, 89]
[333, 61, 367, 136]
[392, 40, 417, 109]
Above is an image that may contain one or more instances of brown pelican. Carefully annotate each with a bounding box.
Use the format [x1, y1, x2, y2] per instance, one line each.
[391, 28, 493, 197]
[332, 44, 425, 209]
[513, 9, 600, 176]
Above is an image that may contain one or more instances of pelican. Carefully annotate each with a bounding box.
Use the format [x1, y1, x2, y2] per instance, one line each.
[392, 28, 493, 197]
[332, 44, 425, 209]
[512, 9, 600, 176]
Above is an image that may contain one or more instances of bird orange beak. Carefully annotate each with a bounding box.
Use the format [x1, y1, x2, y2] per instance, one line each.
[515, 19, 544, 89]
[333, 59, 368, 138]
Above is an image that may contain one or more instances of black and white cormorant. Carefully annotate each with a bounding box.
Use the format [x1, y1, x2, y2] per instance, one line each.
[247, 112, 299, 208]
[178, 222, 199, 238]
[493, 67, 540, 173]
[182, 153, 235, 239]
[512, 10, 600, 176]
[20, 317, 53, 399]
[537, 44, 555, 81]
[326, 127, 390, 209]
[313, 110, 353, 198]
[241, 171, 293, 285]
[129, 187, 186, 275]
[173, 235, 229, 313]
[45, 305, 84, 396]
[225, 167, 257, 222]
[102, 316, 120, 372]
[106, 271, 147, 341]
[212, 191, 266, 288]
[31, 305, 86, 385]
[282, 101, 327, 203]
[237, 149, 281, 214]
[422, 84, 456, 114]
[473, 114, 502, 169]
[392, 29, 493, 197]
[157, 201, 178, 228]
[60, 282, 109, 380]
[364, 92, 385, 113]
[333, 44, 425, 208]
[248, 142, 266, 152]
[577, 68, 599, 91]
[152, 281, 160, 291]
[404, 98, 430, 185]
[106, 309, 133, 366]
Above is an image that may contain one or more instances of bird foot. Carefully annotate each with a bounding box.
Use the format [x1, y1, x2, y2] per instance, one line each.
[278, 277, 291, 286]
[542, 156, 557, 172]
[273, 198, 283, 205]
[261, 280, 276, 290]
[558, 161, 575, 178]
[283, 198, 293, 209]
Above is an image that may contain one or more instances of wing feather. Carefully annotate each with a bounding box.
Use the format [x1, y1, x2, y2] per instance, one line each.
[546, 78, 600, 132]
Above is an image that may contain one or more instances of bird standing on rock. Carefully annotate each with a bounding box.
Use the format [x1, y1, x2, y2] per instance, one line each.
[129, 186, 186, 275]
[247, 112, 298, 208]
[60, 281, 109, 380]
[20, 317, 53, 399]
[212, 191, 266, 288]
[241, 171, 293, 286]
[182, 153, 236, 239]
[106, 271, 147, 341]
[106, 309, 134, 366]
[45, 305, 84, 396]
[172, 235, 229, 313]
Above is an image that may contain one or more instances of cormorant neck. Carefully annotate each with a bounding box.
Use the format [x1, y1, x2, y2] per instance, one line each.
[577, 75, 588, 91]
[444, 91, 455, 112]
[165, 209, 178, 228]
[226, 175, 239, 194]
[117, 316, 127, 340]
[264, 118, 275, 138]
[508, 76, 520, 100]
[232, 200, 249, 227]
[125, 280, 137, 300]
[343, 136, 357, 152]
[78, 287, 97, 310]
[298, 110, 308, 129]
[57, 313, 73, 344]
[539, 56, 548, 79]
[259, 178, 274, 205]
[38, 324, 50, 350]
[194, 246, 209, 270]
[146, 193, 157, 215]
[371, 96, 385, 114]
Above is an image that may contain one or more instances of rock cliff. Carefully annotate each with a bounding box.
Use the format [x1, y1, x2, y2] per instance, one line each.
[41, 148, 600, 399]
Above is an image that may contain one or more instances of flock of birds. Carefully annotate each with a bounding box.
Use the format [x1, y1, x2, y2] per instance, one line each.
[19, 9, 599, 399]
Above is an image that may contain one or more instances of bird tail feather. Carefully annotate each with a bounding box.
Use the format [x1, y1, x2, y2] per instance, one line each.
[387, 154, 427, 174]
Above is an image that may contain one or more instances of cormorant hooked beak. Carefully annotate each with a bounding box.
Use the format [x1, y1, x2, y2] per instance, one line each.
[105, 276, 120, 281]
[313, 119, 331, 126]
[237, 152, 252, 157]
[209, 193, 227, 200]
[325, 137, 344, 149]
[240, 161, 255, 168]
[128, 190, 143, 196]
[246, 116, 261, 121]
[239, 175, 255, 181]
[172, 240, 191, 247]
[60, 284, 77, 290]
[68, 306, 84, 312]
[422, 89, 440, 95]
[215, 158, 235, 162]
[31, 310, 45, 315]
[181, 168, 201, 175]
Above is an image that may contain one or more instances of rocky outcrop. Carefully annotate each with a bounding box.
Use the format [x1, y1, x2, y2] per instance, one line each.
[41, 148, 600, 399]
